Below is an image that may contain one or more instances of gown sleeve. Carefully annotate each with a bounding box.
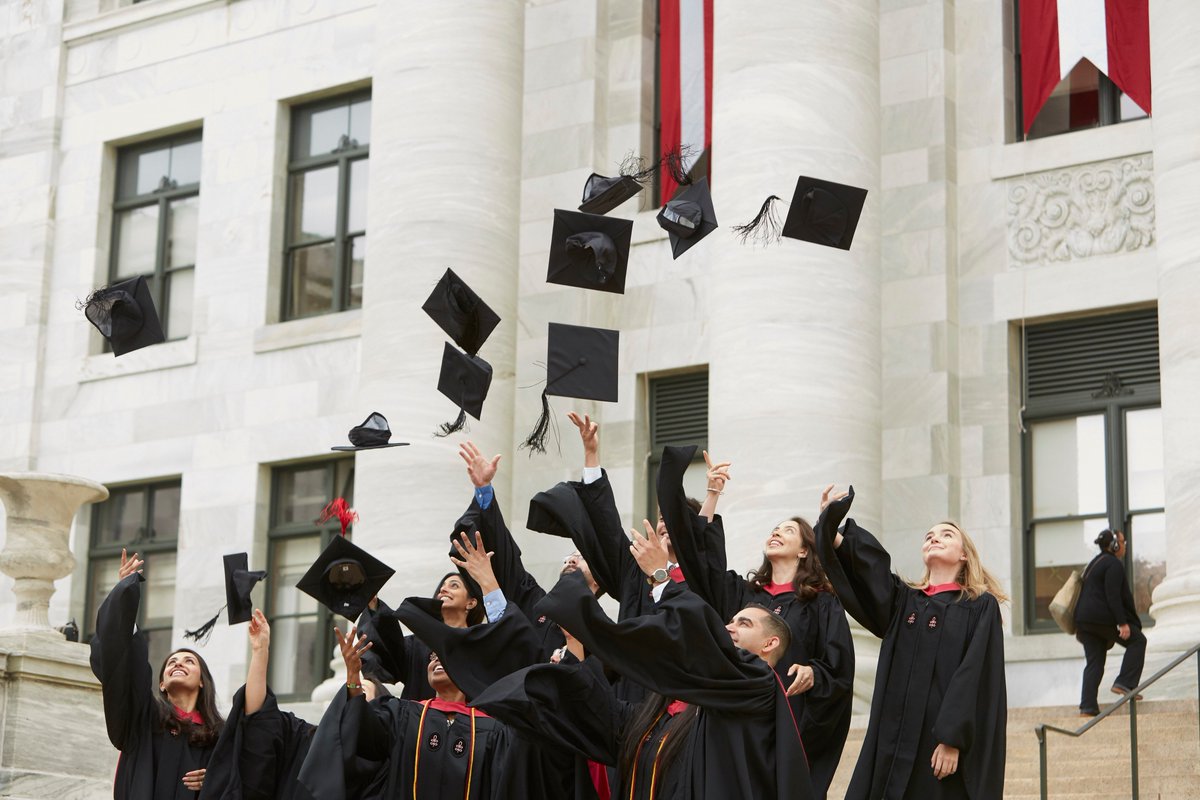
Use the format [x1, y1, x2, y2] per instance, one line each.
[536, 571, 776, 717]
[297, 687, 391, 800]
[241, 689, 316, 800]
[573, 471, 638, 600]
[526, 480, 622, 598]
[88, 572, 151, 751]
[358, 599, 423, 690]
[798, 593, 856, 737]
[449, 495, 547, 622]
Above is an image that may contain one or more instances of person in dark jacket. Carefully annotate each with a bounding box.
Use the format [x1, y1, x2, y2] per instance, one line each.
[1073, 529, 1146, 716]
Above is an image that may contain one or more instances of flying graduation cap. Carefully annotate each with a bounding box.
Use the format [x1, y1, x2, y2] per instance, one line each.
[295, 498, 395, 621]
[522, 322, 619, 454]
[331, 412, 410, 451]
[182, 552, 268, 644]
[732, 175, 867, 250]
[546, 210, 634, 295]
[435, 343, 494, 436]
[423, 270, 499, 436]
[578, 151, 663, 215]
[78, 275, 166, 356]
[656, 176, 719, 259]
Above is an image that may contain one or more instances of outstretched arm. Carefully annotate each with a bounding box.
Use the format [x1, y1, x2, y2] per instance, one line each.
[88, 549, 151, 750]
[245, 609, 270, 715]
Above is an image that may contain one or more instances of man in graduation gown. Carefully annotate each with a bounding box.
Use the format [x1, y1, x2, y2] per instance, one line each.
[814, 488, 1007, 800]
[656, 444, 855, 799]
[470, 569, 815, 800]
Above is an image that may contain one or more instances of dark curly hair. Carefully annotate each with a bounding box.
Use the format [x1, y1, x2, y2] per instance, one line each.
[747, 516, 832, 601]
[153, 648, 224, 747]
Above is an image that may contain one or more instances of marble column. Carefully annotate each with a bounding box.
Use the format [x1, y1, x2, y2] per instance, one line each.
[1148, 0, 1200, 654]
[708, 4, 882, 548]
[354, 1, 524, 593]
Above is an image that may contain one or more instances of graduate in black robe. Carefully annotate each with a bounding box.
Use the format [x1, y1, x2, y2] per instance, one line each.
[89, 549, 224, 799]
[657, 444, 854, 799]
[297, 624, 509, 800]
[471, 569, 815, 800]
[815, 487, 1008, 800]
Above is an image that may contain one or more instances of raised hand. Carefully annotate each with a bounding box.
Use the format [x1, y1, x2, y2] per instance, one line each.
[335, 625, 373, 681]
[248, 609, 270, 652]
[117, 548, 144, 582]
[567, 412, 599, 467]
[703, 450, 732, 493]
[786, 663, 815, 696]
[459, 441, 501, 488]
[450, 531, 499, 594]
[181, 768, 205, 792]
[629, 519, 670, 579]
[819, 483, 849, 513]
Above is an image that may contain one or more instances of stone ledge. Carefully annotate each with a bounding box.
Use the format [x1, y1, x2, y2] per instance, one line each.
[63, 0, 232, 45]
[991, 118, 1152, 179]
[78, 336, 198, 383]
[253, 309, 362, 353]
[991, 249, 1157, 323]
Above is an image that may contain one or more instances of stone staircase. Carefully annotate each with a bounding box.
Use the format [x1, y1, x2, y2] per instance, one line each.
[826, 699, 1200, 799]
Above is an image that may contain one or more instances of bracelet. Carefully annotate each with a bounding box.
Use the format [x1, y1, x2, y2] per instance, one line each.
[346, 680, 363, 690]
[706, 488, 723, 495]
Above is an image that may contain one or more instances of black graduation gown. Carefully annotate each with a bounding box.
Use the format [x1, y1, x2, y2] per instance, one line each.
[450, 495, 565, 659]
[357, 598, 435, 701]
[656, 444, 854, 798]
[397, 596, 602, 800]
[472, 572, 815, 800]
[815, 490, 1007, 800]
[297, 686, 507, 800]
[89, 573, 217, 800]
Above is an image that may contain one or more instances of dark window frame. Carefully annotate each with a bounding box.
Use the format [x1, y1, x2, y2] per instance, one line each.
[282, 91, 371, 321]
[645, 369, 710, 519]
[109, 131, 202, 344]
[265, 459, 355, 701]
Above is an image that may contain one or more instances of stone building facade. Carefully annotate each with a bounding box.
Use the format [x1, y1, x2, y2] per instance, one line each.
[2, 0, 1198, 729]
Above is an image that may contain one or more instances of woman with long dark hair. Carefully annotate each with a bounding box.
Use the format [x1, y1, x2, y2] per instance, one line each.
[656, 447, 854, 799]
[90, 548, 224, 798]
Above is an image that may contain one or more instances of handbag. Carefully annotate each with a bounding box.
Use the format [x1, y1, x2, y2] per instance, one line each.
[1049, 558, 1097, 635]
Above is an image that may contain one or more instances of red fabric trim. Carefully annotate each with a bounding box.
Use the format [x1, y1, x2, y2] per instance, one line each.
[763, 582, 794, 597]
[773, 672, 807, 765]
[666, 699, 689, 717]
[423, 698, 490, 718]
[587, 760, 611, 800]
[922, 582, 963, 596]
[1019, 0, 1062, 133]
[173, 706, 203, 725]
[1105, 0, 1151, 114]
[658, 0, 682, 205]
[668, 565, 685, 583]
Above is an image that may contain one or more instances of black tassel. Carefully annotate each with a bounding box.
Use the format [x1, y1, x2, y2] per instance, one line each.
[520, 389, 553, 455]
[435, 406, 468, 437]
[662, 144, 698, 187]
[183, 606, 225, 644]
[618, 151, 659, 184]
[732, 195, 785, 246]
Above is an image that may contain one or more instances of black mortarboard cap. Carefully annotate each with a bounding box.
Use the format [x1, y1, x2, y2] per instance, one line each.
[295, 534, 395, 621]
[332, 412, 410, 451]
[521, 323, 619, 454]
[546, 210, 633, 295]
[79, 275, 165, 356]
[656, 177, 718, 260]
[181, 552, 267, 643]
[421, 268, 501, 356]
[579, 174, 644, 215]
[781, 176, 868, 250]
[434, 343, 493, 436]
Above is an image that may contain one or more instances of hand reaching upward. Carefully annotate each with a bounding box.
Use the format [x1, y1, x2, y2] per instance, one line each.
[459, 441, 501, 488]
[567, 412, 599, 468]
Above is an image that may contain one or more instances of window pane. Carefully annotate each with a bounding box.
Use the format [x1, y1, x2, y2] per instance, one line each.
[114, 205, 160, 278]
[1027, 60, 1102, 140]
[290, 167, 338, 243]
[87, 557, 122, 632]
[150, 484, 181, 542]
[271, 537, 321, 615]
[275, 466, 332, 527]
[95, 488, 148, 547]
[133, 147, 171, 196]
[167, 196, 199, 268]
[145, 629, 176, 677]
[1128, 511, 1165, 617]
[1031, 415, 1107, 518]
[165, 268, 194, 340]
[347, 158, 368, 233]
[1119, 92, 1149, 121]
[144, 552, 177, 627]
[349, 98, 371, 147]
[1032, 518, 1110, 621]
[1125, 407, 1164, 510]
[268, 615, 322, 697]
[306, 104, 351, 158]
[287, 244, 336, 318]
[169, 140, 202, 186]
[349, 236, 365, 309]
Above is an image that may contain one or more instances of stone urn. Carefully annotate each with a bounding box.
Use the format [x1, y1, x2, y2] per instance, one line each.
[0, 472, 109, 634]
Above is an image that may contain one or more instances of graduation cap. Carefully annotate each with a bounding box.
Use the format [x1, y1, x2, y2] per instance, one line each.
[331, 412, 410, 451]
[546, 210, 634, 295]
[656, 177, 718, 260]
[182, 552, 268, 644]
[521, 323, 619, 454]
[732, 175, 867, 250]
[422, 268, 500, 356]
[295, 499, 395, 621]
[78, 275, 165, 356]
[434, 343, 493, 437]
[577, 151, 662, 215]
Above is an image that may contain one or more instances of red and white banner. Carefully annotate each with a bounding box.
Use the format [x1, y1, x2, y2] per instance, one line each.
[658, 0, 713, 205]
[1020, 0, 1151, 133]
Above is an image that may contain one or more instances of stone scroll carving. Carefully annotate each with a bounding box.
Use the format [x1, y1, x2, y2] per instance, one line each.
[1007, 154, 1154, 266]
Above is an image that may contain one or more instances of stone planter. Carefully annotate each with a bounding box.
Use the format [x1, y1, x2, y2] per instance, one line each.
[0, 472, 108, 634]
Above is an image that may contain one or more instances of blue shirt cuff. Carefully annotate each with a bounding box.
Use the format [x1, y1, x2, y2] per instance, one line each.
[483, 588, 507, 623]
[474, 484, 495, 510]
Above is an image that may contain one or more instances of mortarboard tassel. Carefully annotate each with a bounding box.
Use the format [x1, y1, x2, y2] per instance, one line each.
[618, 151, 660, 184]
[435, 406, 468, 438]
[663, 144, 698, 188]
[183, 606, 226, 644]
[520, 388, 553, 455]
[732, 195, 785, 246]
[318, 497, 359, 536]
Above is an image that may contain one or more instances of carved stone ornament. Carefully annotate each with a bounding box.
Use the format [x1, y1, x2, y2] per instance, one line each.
[1007, 154, 1154, 266]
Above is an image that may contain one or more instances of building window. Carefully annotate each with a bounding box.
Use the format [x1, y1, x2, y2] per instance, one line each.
[1021, 309, 1163, 631]
[85, 481, 181, 670]
[653, 0, 712, 208]
[111, 132, 202, 343]
[266, 459, 355, 700]
[646, 369, 709, 518]
[283, 92, 371, 321]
